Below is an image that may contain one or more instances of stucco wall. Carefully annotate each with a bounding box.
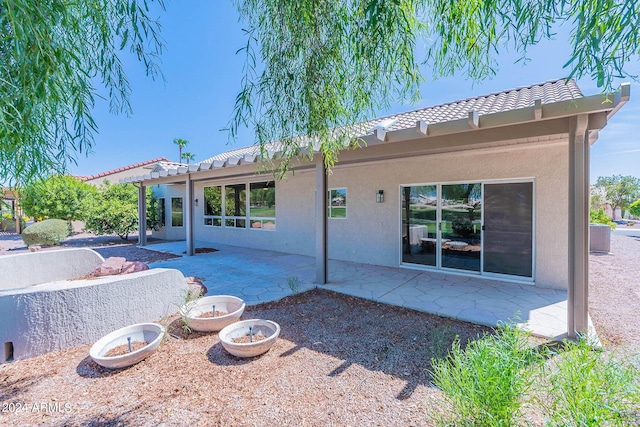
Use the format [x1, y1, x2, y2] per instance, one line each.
[191, 172, 316, 256]
[0, 268, 188, 362]
[0, 248, 104, 290]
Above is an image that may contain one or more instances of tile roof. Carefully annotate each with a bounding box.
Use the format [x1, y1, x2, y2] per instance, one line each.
[199, 78, 583, 164]
[79, 157, 170, 181]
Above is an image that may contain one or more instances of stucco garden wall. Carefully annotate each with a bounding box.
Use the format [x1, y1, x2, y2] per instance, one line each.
[0, 267, 188, 362]
[0, 248, 104, 290]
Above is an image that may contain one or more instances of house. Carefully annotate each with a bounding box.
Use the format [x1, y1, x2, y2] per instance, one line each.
[123, 79, 630, 338]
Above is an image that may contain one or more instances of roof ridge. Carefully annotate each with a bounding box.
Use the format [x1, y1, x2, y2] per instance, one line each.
[81, 157, 170, 181]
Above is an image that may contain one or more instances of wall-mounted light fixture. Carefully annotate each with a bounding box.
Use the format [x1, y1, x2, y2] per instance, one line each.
[376, 190, 384, 203]
[194, 198, 199, 207]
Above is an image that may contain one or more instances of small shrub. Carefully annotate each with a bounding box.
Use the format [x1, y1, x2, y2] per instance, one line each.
[22, 219, 69, 246]
[287, 275, 300, 295]
[590, 209, 616, 229]
[543, 340, 640, 427]
[430, 322, 540, 427]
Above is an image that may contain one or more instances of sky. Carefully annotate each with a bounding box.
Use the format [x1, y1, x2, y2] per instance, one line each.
[70, 1, 639, 182]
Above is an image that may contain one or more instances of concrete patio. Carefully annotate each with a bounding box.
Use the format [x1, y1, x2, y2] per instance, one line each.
[146, 240, 571, 339]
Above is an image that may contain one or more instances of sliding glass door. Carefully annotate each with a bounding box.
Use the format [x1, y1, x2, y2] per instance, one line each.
[483, 182, 533, 278]
[402, 185, 437, 266]
[441, 184, 482, 272]
[400, 181, 533, 280]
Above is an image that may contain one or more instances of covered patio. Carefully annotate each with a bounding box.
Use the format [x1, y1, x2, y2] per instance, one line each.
[146, 240, 569, 339]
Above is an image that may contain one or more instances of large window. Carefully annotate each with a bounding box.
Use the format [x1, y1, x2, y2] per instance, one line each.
[328, 188, 347, 218]
[203, 186, 222, 227]
[250, 181, 276, 230]
[203, 182, 277, 229]
[171, 197, 183, 227]
[225, 184, 246, 228]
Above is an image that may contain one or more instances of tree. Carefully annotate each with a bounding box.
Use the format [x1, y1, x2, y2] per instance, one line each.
[0, 0, 164, 185]
[20, 175, 96, 221]
[593, 175, 640, 220]
[84, 182, 158, 240]
[229, 0, 640, 174]
[4, 1, 640, 184]
[181, 152, 196, 164]
[173, 138, 189, 162]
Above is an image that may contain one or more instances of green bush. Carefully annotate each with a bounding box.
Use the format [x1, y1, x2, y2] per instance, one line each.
[21, 219, 70, 246]
[544, 340, 640, 426]
[630, 199, 640, 218]
[590, 209, 616, 229]
[430, 322, 540, 426]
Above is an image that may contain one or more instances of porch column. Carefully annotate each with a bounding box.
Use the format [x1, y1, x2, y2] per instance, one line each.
[185, 176, 194, 256]
[137, 184, 147, 246]
[315, 155, 328, 284]
[567, 114, 590, 338]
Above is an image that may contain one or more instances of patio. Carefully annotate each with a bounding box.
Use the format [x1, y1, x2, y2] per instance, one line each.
[146, 241, 571, 339]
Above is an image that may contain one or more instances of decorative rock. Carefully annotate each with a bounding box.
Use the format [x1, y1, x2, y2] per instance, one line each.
[185, 276, 207, 299]
[90, 257, 127, 277]
[121, 261, 149, 274]
[28, 245, 41, 252]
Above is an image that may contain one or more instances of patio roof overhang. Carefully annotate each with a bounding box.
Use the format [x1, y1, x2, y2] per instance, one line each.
[122, 83, 629, 187]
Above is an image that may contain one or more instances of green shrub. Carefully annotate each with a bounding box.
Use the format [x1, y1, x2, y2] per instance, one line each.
[590, 209, 616, 229]
[430, 322, 540, 427]
[21, 219, 70, 246]
[630, 199, 640, 218]
[543, 340, 640, 427]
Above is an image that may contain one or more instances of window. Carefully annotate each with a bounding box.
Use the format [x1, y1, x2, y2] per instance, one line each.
[158, 198, 166, 227]
[328, 188, 347, 218]
[171, 197, 183, 227]
[203, 186, 222, 227]
[225, 184, 246, 228]
[250, 181, 276, 230]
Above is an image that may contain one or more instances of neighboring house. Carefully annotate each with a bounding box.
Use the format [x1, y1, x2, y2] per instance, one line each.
[77, 157, 170, 186]
[123, 79, 630, 338]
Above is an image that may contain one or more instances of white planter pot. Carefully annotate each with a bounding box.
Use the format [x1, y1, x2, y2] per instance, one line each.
[219, 319, 280, 358]
[90, 323, 165, 369]
[180, 295, 245, 332]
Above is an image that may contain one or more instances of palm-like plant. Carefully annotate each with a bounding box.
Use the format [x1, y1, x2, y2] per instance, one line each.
[181, 152, 196, 165]
[173, 138, 189, 162]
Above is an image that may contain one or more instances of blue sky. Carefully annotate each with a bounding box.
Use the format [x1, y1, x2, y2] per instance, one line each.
[72, 1, 639, 181]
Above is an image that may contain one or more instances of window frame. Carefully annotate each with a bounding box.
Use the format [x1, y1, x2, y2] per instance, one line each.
[328, 188, 347, 219]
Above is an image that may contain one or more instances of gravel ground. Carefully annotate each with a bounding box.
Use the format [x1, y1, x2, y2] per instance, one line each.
[0, 230, 638, 426]
[589, 233, 640, 351]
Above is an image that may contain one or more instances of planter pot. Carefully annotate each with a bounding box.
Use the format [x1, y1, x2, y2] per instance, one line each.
[90, 323, 165, 369]
[219, 319, 280, 358]
[180, 295, 245, 332]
